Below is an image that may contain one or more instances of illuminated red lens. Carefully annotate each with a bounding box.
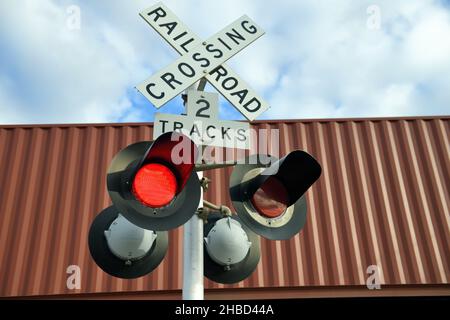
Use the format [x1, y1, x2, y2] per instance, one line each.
[132, 163, 178, 208]
[250, 177, 289, 218]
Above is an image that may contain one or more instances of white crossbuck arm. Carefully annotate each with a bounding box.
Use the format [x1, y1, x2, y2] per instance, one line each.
[137, 2, 270, 121]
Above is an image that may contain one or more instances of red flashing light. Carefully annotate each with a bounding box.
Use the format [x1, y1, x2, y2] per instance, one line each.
[132, 163, 177, 208]
[250, 177, 289, 218]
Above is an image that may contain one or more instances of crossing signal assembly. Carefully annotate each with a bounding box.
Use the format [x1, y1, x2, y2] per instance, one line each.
[229, 152, 322, 240]
[107, 131, 201, 231]
[88, 206, 168, 279]
[203, 212, 260, 284]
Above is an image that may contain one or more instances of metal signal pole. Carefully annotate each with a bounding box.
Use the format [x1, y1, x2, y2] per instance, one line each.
[182, 81, 206, 300]
[182, 170, 204, 300]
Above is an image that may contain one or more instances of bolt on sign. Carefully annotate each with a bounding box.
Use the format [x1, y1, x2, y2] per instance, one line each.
[137, 2, 270, 121]
[153, 90, 250, 149]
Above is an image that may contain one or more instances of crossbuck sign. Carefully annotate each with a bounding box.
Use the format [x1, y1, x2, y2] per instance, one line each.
[137, 2, 269, 121]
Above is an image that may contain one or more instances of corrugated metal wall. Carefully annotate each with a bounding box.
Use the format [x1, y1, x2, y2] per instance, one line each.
[0, 116, 449, 297]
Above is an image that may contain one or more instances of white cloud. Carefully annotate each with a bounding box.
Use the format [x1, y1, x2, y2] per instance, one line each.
[377, 83, 417, 115]
[404, 7, 450, 74]
[0, 0, 449, 124]
[257, 0, 450, 119]
[0, 0, 155, 124]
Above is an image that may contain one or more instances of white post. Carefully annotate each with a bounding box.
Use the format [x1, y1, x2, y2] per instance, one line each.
[182, 170, 204, 300]
[182, 82, 204, 300]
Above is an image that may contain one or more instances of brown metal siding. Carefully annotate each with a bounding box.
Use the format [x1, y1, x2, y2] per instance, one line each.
[0, 116, 449, 297]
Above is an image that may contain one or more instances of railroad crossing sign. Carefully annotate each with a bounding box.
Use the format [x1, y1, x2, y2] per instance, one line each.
[137, 2, 269, 121]
[87, 4, 323, 303]
[153, 90, 250, 149]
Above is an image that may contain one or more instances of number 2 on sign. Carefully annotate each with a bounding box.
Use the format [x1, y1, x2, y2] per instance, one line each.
[186, 91, 219, 120]
[195, 99, 210, 118]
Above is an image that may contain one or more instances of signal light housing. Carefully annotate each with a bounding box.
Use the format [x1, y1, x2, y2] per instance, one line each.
[107, 132, 201, 231]
[229, 151, 322, 240]
[88, 206, 168, 279]
[203, 212, 260, 284]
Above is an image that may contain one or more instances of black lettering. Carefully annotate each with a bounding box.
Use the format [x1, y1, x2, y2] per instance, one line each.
[206, 125, 216, 139]
[205, 44, 223, 58]
[209, 65, 228, 81]
[161, 72, 182, 90]
[237, 128, 246, 141]
[190, 124, 201, 137]
[173, 121, 183, 131]
[243, 97, 261, 112]
[173, 31, 187, 41]
[180, 38, 195, 53]
[146, 83, 164, 99]
[222, 77, 238, 90]
[231, 89, 248, 104]
[221, 127, 231, 140]
[226, 28, 245, 45]
[241, 20, 257, 34]
[192, 52, 210, 68]
[178, 62, 195, 78]
[160, 120, 169, 132]
[159, 21, 177, 35]
[218, 37, 232, 50]
[195, 99, 210, 118]
[147, 7, 166, 22]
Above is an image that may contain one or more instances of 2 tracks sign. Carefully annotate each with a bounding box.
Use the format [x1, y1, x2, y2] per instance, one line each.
[153, 91, 250, 149]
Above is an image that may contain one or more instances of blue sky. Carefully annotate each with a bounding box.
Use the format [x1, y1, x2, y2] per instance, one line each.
[0, 0, 449, 124]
